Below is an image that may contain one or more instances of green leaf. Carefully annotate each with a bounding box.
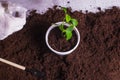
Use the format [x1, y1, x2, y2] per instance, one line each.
[58, 7, 79, 41]
[65, 14, 71, 23]
[64, 30, 72, 40]
[71, 19, 78, 27]
[66, 26, 73, 31]
[62, 7, 67, 13]
[59, 24, 64, 32]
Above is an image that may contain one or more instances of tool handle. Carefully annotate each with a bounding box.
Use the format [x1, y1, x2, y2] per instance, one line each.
[0, 58, 45, 77]
[0, 58, 25, 70]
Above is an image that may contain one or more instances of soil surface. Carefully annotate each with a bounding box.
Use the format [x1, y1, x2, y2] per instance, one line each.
[48, 27, 77, 52]
[0, 7, 120, 80]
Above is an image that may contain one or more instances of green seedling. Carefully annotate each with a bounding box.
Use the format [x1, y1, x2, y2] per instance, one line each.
[59, 7, 78, 40]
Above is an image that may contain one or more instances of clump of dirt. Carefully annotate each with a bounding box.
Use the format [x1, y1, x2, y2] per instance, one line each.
[0, 7, 120, 80]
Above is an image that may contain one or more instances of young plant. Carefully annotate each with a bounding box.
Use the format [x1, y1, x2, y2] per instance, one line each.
[59, 7, 78, 40]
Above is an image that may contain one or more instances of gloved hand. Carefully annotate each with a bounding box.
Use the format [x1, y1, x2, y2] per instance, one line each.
[0, 1, 27, 40]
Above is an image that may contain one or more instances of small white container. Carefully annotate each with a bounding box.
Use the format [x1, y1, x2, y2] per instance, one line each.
[45, 22, 80, 55]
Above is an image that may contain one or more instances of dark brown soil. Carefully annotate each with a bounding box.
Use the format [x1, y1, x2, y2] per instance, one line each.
[0, 7, 120, 80]
[48, 27, 77, 52]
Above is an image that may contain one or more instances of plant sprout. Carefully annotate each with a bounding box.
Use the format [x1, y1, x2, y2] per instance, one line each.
[59, 7, 78, 40]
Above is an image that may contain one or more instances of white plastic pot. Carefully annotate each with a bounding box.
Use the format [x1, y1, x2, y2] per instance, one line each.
[45, 22, 80, 55]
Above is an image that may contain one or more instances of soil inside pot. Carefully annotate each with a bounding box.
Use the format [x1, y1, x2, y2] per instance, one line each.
[48, 26, 77, 52]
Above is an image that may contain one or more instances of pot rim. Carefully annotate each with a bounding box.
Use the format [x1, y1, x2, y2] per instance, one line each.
[45, 22, 80, 55]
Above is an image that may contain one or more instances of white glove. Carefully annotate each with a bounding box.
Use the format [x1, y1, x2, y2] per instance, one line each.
[0, 1, 27, 40]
